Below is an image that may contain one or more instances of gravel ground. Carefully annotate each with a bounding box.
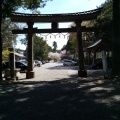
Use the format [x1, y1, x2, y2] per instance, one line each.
[0, 62, 120, 120]
[13, 62, 104, 82]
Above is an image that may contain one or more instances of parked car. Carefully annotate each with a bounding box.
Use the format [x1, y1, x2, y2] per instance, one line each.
[91, 61, 103, 69]
[62, 59, 77, 66]
[19, 59, 27, 64]
[45, 60, 49, 63]
[91, 59, 112, 69]
[34, 60, 42, 67]
[2, 61, 27, 72]
[41, 60, 46, 64]
[19, 59, 36, 67]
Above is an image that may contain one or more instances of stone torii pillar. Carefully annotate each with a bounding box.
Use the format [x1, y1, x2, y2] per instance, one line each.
[76, 21, 87, 77]
[26, 22, 35, 79]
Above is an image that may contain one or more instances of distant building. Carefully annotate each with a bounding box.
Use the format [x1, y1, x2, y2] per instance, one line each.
[14, 52, 25, 61]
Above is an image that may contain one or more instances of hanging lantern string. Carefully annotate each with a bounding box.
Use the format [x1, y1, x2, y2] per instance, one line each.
[38, 33, 69, 39]
[61, 33, 69, 38]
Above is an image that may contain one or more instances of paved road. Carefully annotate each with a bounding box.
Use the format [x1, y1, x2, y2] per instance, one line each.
[19, 62, 79, 81]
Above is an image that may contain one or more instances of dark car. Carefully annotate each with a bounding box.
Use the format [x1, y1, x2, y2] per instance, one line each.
[91, 61, 103, 69]
[2, 61, 27, 72]
[41, 60, 46, 64]
[91, 59, 112, 69]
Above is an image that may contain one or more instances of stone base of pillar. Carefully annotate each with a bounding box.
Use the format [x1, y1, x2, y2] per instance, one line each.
[26, 71, 35, 79]
[78, 70, 87, 77]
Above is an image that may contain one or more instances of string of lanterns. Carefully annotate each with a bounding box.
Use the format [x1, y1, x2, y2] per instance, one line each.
[37, 33, 69, 40]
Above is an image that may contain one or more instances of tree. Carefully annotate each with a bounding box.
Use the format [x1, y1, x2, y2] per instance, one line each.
[2, 49, 10, 61]
[66, 32, 78, 58]
[1, 0, 52, 18]
[93, 0, 113, 43]
[112, 0, 120, 77]
[20, 35, 28, 47]
[2, 18, 19, 49]
[48, 52, 60, 62]
[95, 0, 120, 77]
[33, 34, 52, 60]
[20, 34, 52, 60]
[0, 0, 52, 80]
[81, 21, 96, 47]
[52, 41, 57, 52]
[62, 0, 113, 64]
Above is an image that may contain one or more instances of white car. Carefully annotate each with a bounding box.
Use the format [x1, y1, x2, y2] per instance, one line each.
[62, 59, 77, 66]
[34, 60, 42, 67]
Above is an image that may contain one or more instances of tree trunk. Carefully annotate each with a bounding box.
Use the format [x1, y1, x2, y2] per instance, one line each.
[112, 0, 120, 77]
[0, 0, 2, 81]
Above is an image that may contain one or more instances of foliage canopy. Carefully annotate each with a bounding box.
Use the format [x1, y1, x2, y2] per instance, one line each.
[1, 0, 52, 18]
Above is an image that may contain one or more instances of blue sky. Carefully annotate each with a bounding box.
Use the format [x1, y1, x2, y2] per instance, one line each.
[16, 0, 106, 50]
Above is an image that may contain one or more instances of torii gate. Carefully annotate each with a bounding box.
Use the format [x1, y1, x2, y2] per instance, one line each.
[10, 8, 102, 79]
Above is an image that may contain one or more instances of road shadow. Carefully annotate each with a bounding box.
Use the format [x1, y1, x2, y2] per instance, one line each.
[0, 76, 120, 120]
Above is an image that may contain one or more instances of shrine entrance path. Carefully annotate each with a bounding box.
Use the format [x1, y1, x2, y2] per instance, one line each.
[16, 62, 104, 82]
[0, 62, 120, 120]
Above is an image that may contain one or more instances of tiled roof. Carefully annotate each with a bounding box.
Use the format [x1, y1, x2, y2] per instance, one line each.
[87, 39, 102, 49]
[14, 52, 25, 57]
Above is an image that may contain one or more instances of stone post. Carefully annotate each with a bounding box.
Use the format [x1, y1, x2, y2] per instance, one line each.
[102, 50, 109, 78]
[26, 22, 35, 79]
[88, 51, 91, 65]
[93, 50, 96, 64]
[8, 47, 15, 80]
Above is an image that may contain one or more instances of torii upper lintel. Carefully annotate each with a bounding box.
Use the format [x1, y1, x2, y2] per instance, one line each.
[10, 8, 103, 23]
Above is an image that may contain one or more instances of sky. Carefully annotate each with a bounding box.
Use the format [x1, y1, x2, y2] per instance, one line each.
[16, 0, 106, 50]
